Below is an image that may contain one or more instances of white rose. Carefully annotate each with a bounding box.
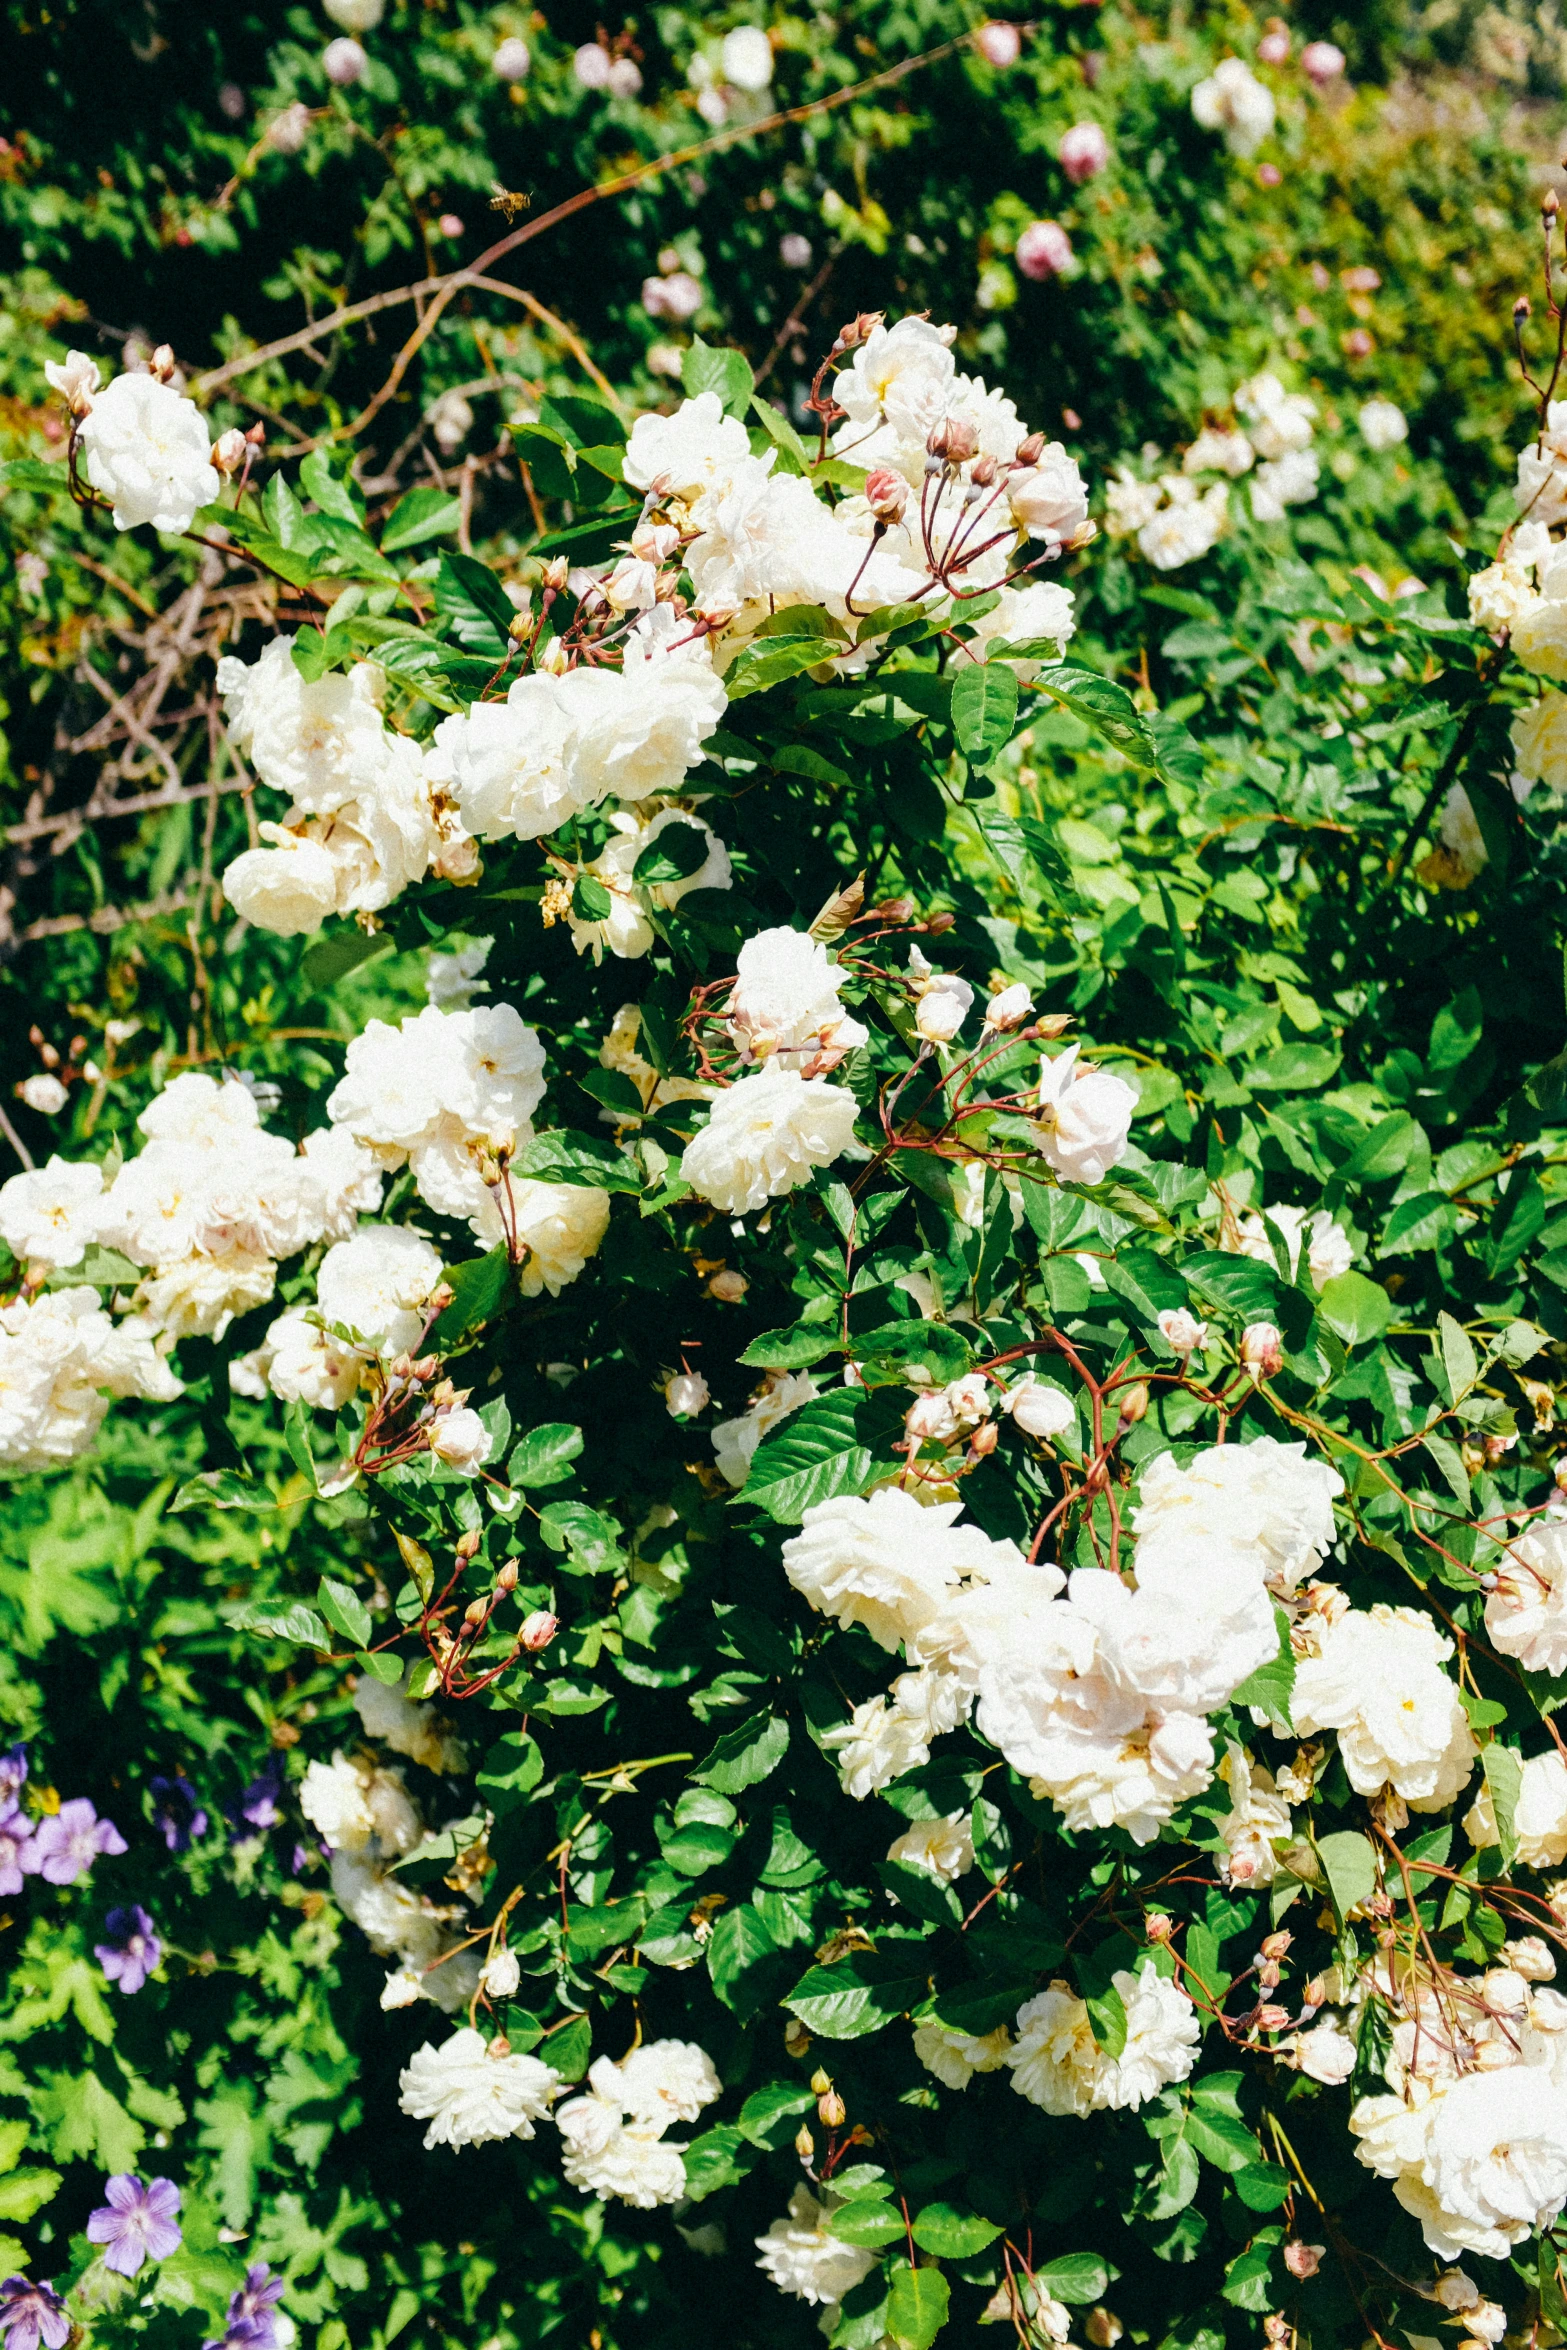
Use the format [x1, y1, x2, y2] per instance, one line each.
[0, 1156, 104, 1271]
[1007, 445, 1089, 546]
[1000, 1374, 1075, 1440]
[1512, 692, 1567, 797]
[429, 1405, 491, 1475]
[1032, 1045, 1136, 1184]
[1487, 1521, 1567, 1675]
[1190, 56, 1275, 154]
[398, 2027, 560, 2151]
[720, 24, 772, 88]
[755, 2186, 877, 2307]
[315, 1227, 444, 1356]
[1512, 594, 1567, 684]
[680, 1066, 858, 1214]
[1359, 398, 1408, 452]
[76, 371, 219, 534]
[222, 828, 340, 935]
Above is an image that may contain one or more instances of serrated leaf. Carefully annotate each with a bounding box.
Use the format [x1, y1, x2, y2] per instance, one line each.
[1317, 1829, 1377, 1922]
[784, 1950, 930, 2040]
[737, 2083, 816, 2148]
[682, 337, 754, 418]
[1317, 1270, 1395, 1347]
[693, 1712, 790, 1793]
[316, 1576, 373, 1650]
[911, 2203, 1002, 2258]
[227, 1601, 329, 1647]
[886, 2265, 949, 2350]
[741, 1390, 875, 1522]
[1036, 2254, 1111, 2306]
[170, 1470, 275, 1514]
[1484, 1742, 1523, 1867]
[632, 820, 712, 887]
[950, 660, 1019, 767]
[380, 486, 462, 551]
[510, 1422, 584, 1485]
[738, 1325, 841, 1370]
[1437, 1311, 1478, 1403]
[429, 1247, 512, 1348]
[829, 2200, 907, 2248]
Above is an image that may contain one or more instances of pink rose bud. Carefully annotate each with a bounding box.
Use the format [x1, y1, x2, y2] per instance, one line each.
[150, 343, 177, 382]
[707, 1268, 747, 1302]
[323, 36, 368, 83]
[438, 212, 464, 238]
[974, 20, 1021, 67]
[1284, 2243, 1324, 2280]
[1257, 161, 1282, 185]
[212, 429, 249, 475]
[1301, 39, 1346, 81]
[519, 1610, 559, 1653]
[865, 467, 910, 523]
[1240, 1321, 1283, 1379]
[1344, 326, 1374, 358]
[1015, 220, 1074, 281]
[926, 414, 979, 464]
[1257, 24, 1290, 63]
[1059, 121, 1110, 183]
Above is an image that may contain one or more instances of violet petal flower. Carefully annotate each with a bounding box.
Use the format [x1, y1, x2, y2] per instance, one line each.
[203, 2265, 285, 2350]
[0, 2277, 70, 2350]
[0, 1806, 38, 1900]
[227, 1756, 283, 1839]
[149, 1775, 207, 1853]
[0, 1747, 28, 1805]
[94, 1906, 161, 1995]
[85, 2174, 182, 2277]
[29, 1798, 126, 1886]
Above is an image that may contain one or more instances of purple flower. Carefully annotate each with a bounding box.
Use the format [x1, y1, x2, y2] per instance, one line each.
[227, 1757, 283, 1840]
[204, 2266, 285, 2350]
[0, 1807, 37, 1899]
[149, 1775, 207, 1853]
[28, 1799, 126, 1886]
[0, 1748, 28, 1805]
[94, 1906, 161, 1995]
[85, 2174, 182, 2276]
[0, 2278, 69, 2350]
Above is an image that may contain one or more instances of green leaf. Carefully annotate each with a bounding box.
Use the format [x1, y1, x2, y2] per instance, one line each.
[738, 1325, 841, 1370]
[1317, 1829, 1377, 1923]
[565, 1897, 646, 1961]
[510, 1422, 584, 1485]
[513, 1127, 642, 1191]
[1031, 663, 1156, 765]
[737, 2083, 816, 2149]
[434, 551, 514, 651]
[429, 1247, 512, 1347]
[1437, 1310, 1478, 1403]
[911, 2203, 1003, 2258]
[853, 1321, 975, 1387]
[632, 821, 712, 887]
[1181, 1250, 1279, 1323]
[950, 661, 1019, 767]
[477, 1732, 544, 1813]
[1036, 2254, 1111, 2306]
[355, 1650, 405, 1686]
[573, 874, 614, 922]
[170, 1470, 275, 1514]
[692, 1712, 790, 1794]
[740, 1390, 875, 1522]
[0, 2168, 61, 2223]
[683, 337, 755, 417]
[829, 2200, 907, 2249]
[380, 486, 463, 551]
[1185, 2104, 1259, 2175]
[705, 1904, 783, 2018]
[725, 634, 839, 699]
[300, 928, 395, 995]
[36, 2068, 150, 2174]
[1245, 1044, 1342, 1092]
[784, 1949, 930, 2040]
[1484, 1742, 1523, 1867]
[1229, 1605, 1295, 1731]
[1316, 1271, 1395, 1346]
[538, 1500, 623, 1574]
[545, 2016, 591, 2082]
[1085, 1980, 1127, 2058]
[316, 1577, 373, 1649]
[680, 2124, 752, 2201]
[886, 2265, 949, 2350]
[227, 1600, 330, 1648]
[299, 447, 365, 525]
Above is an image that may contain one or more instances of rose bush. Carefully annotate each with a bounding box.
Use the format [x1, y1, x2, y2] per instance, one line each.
[8, 8, 1567, 2350]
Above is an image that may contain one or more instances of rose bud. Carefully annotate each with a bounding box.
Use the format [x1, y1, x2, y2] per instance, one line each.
[864, 466, 910, 523]
[519, 1610, 560, 1653]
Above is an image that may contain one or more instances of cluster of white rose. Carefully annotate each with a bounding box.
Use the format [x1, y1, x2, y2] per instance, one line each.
[1464, 406, 1567, 837]
[198, 312, 1087, 962]
[397, 2026, 721, 2207]
[1105, 373, 1406, 571]
[783, 1437, 1343, 1846]
[0, 1071, 390, 1467]
[1348, 1950, 1567, 2260]
[219, 642, 478, 936]
[299, 1679, 482, 2018]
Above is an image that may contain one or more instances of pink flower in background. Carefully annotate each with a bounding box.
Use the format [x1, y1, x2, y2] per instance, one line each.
[1059, 121, 1109, 182]
[1016, 220, 1074, 281]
